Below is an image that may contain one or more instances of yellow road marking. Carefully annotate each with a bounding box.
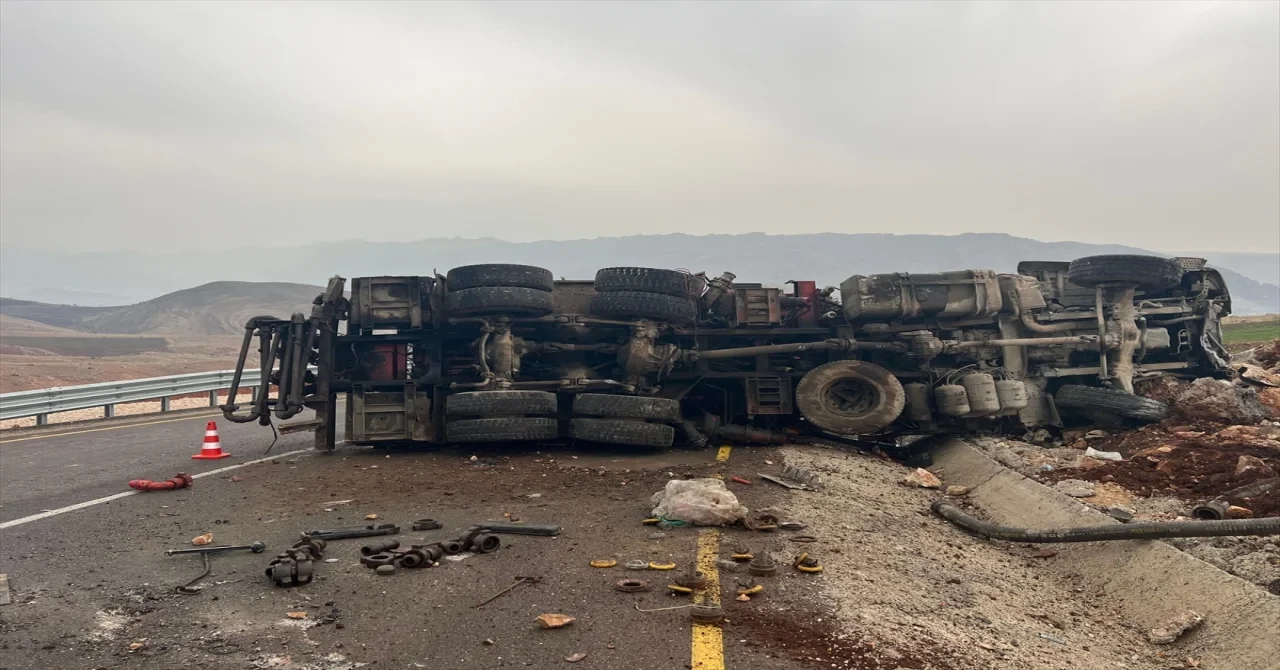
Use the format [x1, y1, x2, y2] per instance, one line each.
[715, 445, 732, 462]
[692, 529, 724, 670]
[0, 412, 223, 444]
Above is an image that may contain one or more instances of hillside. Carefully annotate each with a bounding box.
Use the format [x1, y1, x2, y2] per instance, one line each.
[0, 314, 78, 335]
[0, 282, 324, 336]
[1, 233, 1276, 313]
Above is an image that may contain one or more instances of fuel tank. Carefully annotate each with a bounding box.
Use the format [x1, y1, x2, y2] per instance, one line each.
[840, 270, 1003, 322]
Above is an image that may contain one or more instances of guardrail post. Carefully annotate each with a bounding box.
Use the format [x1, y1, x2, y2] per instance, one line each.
[208, 390, 218, 407]
[161, 396, 171, 412]
[36, 413, 48, 426]
[104, 404, 115, 418]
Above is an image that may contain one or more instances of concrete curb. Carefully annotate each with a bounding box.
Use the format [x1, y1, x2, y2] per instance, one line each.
[930, 438, 1279, 668]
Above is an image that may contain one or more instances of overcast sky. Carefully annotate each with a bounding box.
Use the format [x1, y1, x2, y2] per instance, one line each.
[1, 1, 1277, 253]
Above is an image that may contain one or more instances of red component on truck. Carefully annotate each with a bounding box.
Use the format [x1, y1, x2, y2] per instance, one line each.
[791, 280, 819, 327]
[370, 343, 407, 381]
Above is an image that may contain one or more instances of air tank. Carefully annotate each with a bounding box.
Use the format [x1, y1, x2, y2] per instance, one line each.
[934, 384, 970, 417]
[904, 383, 934, 422]
[961, 373, 1000, 416]
[995, 380, 1029, 411]
[1018, 383, 1049, 427]
[840, 270, 1003, 322]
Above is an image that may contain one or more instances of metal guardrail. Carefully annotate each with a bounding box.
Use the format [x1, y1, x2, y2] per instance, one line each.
[0, 369, 267, 424]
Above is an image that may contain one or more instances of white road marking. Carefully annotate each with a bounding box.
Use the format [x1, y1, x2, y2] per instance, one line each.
[0, 448, 313, 530]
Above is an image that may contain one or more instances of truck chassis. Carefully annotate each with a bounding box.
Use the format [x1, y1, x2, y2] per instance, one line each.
[222, 255, 1232, 451]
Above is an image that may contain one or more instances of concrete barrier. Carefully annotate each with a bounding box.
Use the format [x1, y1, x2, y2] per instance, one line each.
[931, 439, 1279, 668]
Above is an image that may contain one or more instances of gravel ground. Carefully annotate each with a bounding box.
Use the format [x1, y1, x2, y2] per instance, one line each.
[775, 445, 1174, 670]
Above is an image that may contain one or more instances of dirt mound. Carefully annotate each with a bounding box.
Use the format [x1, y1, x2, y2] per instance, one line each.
[1046, 420, 1280, 517]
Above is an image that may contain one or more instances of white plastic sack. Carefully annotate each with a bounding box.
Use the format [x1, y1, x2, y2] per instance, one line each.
[649, 478, 748, 526]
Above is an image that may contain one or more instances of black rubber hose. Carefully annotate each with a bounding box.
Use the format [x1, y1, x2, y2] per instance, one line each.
[931, 502, 1280, 543]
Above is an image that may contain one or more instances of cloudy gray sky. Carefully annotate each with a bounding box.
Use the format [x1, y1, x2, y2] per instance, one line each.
[1, 0, 1277, 253]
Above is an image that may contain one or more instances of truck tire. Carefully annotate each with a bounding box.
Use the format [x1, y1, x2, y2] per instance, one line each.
[573, 393, 681, 422]
[569, 418, 675, 447]
[446, 264, 554, 292]
[796, 360, 906, 436]
[589, 291, 698, 325]
[447, 286, 554, 316]
[1054, 385, 1169, 423]
[594, 267, 704, 298]
[447, 417, 559, 442]
[1066, 255, 1183, 292]
[447, 390, 557, 416]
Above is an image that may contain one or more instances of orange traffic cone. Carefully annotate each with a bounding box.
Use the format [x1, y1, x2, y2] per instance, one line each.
[192, 421, 231, 460]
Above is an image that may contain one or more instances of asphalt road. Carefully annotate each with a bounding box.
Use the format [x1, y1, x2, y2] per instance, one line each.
[0, 413, 826, 670]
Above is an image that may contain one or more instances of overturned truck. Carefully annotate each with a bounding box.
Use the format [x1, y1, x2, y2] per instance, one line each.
[222, 254, 1232, 451]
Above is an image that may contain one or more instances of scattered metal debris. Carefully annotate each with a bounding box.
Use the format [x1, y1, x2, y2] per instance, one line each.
[614, 579, 649, 593]
[758, 465, 823, 491]
[303, 524, 400, 541]
[473, 522, 561, 536]
[166, 541, 266, 556]
[265, 537, 327, 587]
[476, 576, 539, 609]
[412, 519, 443, 531]
[690, 604, 724, 623]
[748, 554, 779, 577]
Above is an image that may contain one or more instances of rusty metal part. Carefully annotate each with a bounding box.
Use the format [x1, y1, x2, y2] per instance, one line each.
[476, 576, 540, 609]
[792, 552, 810, 568]
[291, 537, 327, 559]
[265, 546, 318, 587]
[736, 583, 764, 596]
[667, 584, 694, 594]
[360, 552, 398, 568]
[397, 550, 428, 569]
[614, 579, 650, 593]
[470, 533, 501, 554]
[415, 544, 444, 562]
[675, 571, 708, 589]
[360, 539, 401, 556]
[748, 555, 779, 577]
[648, 561, 677, 571]
[590, 559, 618, 568]
[412, 519, 444, 531]
[730, 549, 753, 562]
[166, 541, 266, 556]
[472, 522, 561, 536]
[690, 604, 724, 623]
[778, 521, 807, 531]
[440, 539, 465, 555]
[302, 524, 399, 541]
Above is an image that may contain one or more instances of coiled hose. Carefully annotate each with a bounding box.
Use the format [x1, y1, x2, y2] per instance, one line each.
[931, 501, 1280, 543]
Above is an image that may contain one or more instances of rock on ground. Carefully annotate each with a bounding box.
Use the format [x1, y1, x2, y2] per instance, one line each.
[1175, 378, 1270, 424]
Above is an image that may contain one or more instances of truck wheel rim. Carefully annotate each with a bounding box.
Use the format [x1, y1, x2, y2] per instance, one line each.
[822, 378, 879, 417]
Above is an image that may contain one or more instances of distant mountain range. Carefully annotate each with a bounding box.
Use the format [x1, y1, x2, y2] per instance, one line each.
[0, 282, 323, 337]
[1, 233, 1276, 314]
